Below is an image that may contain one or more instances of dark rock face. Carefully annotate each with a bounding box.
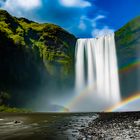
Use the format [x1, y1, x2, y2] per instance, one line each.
[0, 10, 76, 106]
[115, 16, 140, 97]
[0, 9, 140, 107]
[116, 16, 140, 68]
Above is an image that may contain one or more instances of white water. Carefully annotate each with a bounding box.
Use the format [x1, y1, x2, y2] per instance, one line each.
[75, 34, 121, 109]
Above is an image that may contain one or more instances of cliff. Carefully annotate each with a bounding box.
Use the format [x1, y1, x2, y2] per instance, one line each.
[115, 16, 140, 97]
[0, 10, 76, 106]
[0, 9, 140, 107]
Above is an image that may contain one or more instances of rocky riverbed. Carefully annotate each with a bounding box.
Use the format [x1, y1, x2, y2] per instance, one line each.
[78, 112, 140, 140]
[0, 112, 97, 140]
[0, 112, 140, 140]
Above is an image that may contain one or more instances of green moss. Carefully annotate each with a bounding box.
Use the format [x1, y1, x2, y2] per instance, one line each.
[0, 105, 31, 113]
[115, 16, 140, 68]
[0, 9, 77, 107]
[10, 34, 25, 45]
[0, 21, 13, 35]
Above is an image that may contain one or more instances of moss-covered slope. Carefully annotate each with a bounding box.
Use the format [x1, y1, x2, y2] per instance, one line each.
[115, 16, 140, 97]
[0, 9, 140, 106]
[0, 10, 76, 77]
[0, 10, 76, 106]
[116, 16, 140, 68]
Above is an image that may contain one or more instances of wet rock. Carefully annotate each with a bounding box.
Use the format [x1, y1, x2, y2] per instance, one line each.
[81, 125, 85, 127]
[77, 112, 140, 140]
[14, 120, 21, 124]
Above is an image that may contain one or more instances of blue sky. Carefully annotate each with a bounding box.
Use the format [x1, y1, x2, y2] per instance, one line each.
[0, 0, 140, 38]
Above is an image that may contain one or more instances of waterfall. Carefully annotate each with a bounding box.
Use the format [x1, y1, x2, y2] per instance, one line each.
[75, 33, 121, 105]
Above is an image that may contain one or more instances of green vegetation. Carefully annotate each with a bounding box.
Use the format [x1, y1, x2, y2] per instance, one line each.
[0, 91, 30, 112]
[115, 16, 140, 68]
[0, 9, 76, 108]
[115, 16, 140, 97]
[0, 9, 139, 110]
[0, 10, 76, 79]
[0, 105, 30, 113]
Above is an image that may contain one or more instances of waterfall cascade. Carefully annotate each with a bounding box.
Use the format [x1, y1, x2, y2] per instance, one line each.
[75, 33, 121, 104]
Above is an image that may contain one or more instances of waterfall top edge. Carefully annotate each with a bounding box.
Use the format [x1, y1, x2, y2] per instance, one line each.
[78, 33, 114, 40]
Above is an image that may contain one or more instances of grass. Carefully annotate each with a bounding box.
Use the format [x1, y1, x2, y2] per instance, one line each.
[0, 105, 31, 113]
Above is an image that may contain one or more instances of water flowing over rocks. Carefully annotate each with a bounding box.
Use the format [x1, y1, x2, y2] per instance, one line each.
[78, 112, 140, 140]
[0, 113, 97, 140]
[0, 112, 140, 139]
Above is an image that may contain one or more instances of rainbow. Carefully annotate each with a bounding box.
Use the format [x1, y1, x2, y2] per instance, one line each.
[60, 60, 140, 112]
[119, 60, 140, 73]
[106, 93, 140, 112]
[60, 85, 96, 112]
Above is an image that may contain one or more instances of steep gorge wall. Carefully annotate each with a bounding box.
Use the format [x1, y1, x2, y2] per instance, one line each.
[0, 9, 140, 106]
[115, 16, 140, 97]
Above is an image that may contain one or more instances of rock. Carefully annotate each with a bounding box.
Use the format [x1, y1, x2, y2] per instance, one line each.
[78, 112, 140, 140]
[14, 120, 21, 124]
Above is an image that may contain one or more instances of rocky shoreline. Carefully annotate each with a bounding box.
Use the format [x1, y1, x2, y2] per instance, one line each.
[78, 112, 140, 140]
[1, 112, 140, 140]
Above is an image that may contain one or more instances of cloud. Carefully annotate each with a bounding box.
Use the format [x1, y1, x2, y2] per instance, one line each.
[78, 15, 105, 31]
[77, 15, 109, 37]
[3, 0, 42, 11]
[92, 26, 114, 37]
[59, 0, 91, 8]
[94, 15, 106, 21]
[84, 15, 114, 37]
[91, 15, 106, 28]
[0, 0, 114, 38]
[78, 20, 86, 30]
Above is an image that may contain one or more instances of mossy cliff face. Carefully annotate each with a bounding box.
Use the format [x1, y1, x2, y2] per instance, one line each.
[115, 16, 140, 97]
[0, 10, 76, 106]
[115, 16, 140, 68]
[0, 9, 140, 106]
[0, 10, 76, 77]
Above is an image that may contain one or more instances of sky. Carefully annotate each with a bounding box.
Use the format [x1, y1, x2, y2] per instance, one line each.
[0, 0, 140, 38]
